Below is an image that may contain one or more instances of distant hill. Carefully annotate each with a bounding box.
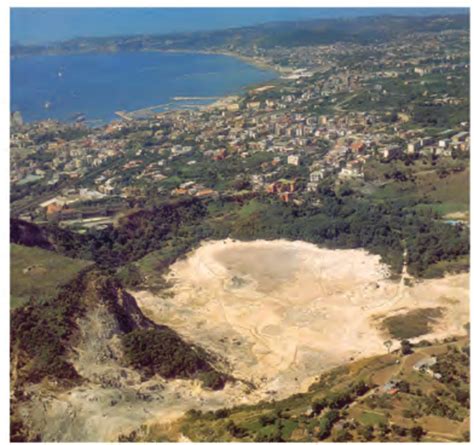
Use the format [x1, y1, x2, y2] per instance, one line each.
[11, 14, 469, 57]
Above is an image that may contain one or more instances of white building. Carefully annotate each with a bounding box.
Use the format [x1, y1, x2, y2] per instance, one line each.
[287, 155, 300, 166]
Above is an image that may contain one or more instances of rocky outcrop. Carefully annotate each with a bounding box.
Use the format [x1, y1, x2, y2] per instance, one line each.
[11, 269, 230, 441]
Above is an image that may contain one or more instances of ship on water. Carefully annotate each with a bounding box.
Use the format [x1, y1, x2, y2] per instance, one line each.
[71, 112, 86, 123]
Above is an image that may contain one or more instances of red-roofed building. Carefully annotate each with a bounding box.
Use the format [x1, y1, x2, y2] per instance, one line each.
[350, 141, 366, 154]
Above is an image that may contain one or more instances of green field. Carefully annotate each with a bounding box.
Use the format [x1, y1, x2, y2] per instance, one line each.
[358, 410, 387, 426]
[10, 244, 92, 309]
[417, 168, 469, 215]
[363, 159, 469, 217]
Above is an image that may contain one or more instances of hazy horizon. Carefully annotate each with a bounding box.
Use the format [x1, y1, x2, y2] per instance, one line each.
[11, 7, 468, 45]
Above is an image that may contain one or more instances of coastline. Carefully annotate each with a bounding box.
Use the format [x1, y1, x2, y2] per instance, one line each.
[119, 48, 285, 120]
[149, 48, 286, 75]
[12, 48, 282, 126]
[117, 94, 241, 121]
[11, 45, 286, 75]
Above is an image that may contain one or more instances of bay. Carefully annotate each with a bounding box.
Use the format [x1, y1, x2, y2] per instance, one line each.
[10, 51, 277, 125]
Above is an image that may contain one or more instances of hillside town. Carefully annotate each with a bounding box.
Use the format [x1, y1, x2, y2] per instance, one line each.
[10, 27, 469, 232]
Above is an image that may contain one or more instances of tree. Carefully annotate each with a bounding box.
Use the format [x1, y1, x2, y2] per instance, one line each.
[327, 391, 352, 409]
[226, 420, 247, 439]
[232, 178, 252, 191]
[258, 414, 276, 426]
[401, 339, 412, 355]
[377, 421, 390, 439]
[311, 398, 327, 416]
[200, 371, 227, 390]
[392, 424, 407, 437]
[360, 425, 374, 441]
[339, 183, 354, 197]
[396, 380, 410, 393]
[255, 427, 283, 442]
[333, 427, 353, 442]
[214, 408, 230, 419]
[117, 263, 142, 288]
[353, 380, 370, 397]
[454, 388, 470, 407]
[318, 409, 340, 440]
[410, 426, 424, 442]
[384, 339, 393, 354]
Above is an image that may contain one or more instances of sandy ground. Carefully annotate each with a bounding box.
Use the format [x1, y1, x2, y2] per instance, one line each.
[20, 239, 468, 441]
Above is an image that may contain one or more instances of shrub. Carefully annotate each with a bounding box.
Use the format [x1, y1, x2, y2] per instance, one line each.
[226, 420, 247, 439]
[360, 425, 374, 441]
[410, 426, 424, 442]
[318, 409, 340, 440]
[259, 414, 277, 426]
[122, 327, 227, 387]
[396, 380, 410, 393]
[401, 340, 413, 355]
[311, 398, 327, 415]
[214, 408, 230, 419]
[200, 371, 228, 390]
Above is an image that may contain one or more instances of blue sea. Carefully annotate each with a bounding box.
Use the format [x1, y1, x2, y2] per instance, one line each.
[10, 51, 277, 125]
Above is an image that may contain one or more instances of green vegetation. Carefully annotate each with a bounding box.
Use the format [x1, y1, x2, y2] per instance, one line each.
[424, 168, 470, 215]
[421, 255, 470, 279]
[11, 179, 469, 283]
[401, 340, 413, 355]
[359, 411, 386, 426]
[136, 338, 469, 442]
[10, 243, 92, 308]
[412, 102, 468, 129]
[30, 125, 89, 144]
[122, 327, 228, 388]
[364, 158, 469, 217]
[382, 308, 445, 340]
[11, 271, 90, 385]
[11, 268, 225, 391]
[115, 263, 143, 289]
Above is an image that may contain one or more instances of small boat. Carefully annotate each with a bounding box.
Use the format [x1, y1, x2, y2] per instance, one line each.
[73, 113, 86, 123]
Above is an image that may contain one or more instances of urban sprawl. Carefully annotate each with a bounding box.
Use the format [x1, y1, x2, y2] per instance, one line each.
[11, 28, 469, 232]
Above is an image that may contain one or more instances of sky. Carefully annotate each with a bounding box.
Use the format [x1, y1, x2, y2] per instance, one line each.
[11, 7, 468, 45]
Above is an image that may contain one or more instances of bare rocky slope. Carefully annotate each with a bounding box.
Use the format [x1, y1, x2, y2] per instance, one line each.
[10, 270, 229, 441]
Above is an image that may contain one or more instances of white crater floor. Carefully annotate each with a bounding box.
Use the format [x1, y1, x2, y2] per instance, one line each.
[133, 239, 469, 397]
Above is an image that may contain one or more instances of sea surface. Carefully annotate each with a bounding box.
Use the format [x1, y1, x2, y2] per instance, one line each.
[10, 51, 277, 125]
